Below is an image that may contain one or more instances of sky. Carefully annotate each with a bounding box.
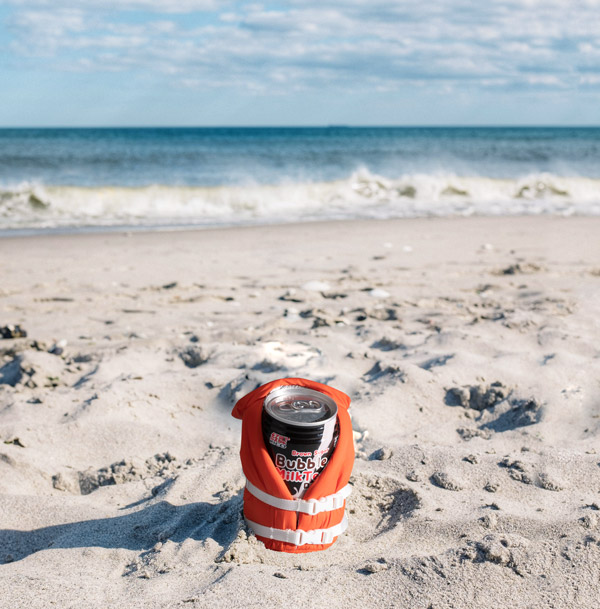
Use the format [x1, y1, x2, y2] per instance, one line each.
[0, 0, 599, 126]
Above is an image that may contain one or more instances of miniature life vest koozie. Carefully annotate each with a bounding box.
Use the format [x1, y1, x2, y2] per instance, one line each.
[232, 377, 354, 553]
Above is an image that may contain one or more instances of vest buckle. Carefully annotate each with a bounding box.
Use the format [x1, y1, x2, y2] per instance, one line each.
[330, 494, 345, 510]
[294, 528, 333, 546]
[319, 528, 335, 545]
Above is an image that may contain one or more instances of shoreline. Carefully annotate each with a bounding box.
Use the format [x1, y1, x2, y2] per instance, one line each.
[2, 211, 600, 237]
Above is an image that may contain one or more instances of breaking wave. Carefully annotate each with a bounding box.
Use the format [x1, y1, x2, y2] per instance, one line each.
[2, 171, 600, 231]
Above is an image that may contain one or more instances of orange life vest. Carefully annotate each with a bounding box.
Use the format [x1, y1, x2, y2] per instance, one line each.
[232, 377, 354, 553]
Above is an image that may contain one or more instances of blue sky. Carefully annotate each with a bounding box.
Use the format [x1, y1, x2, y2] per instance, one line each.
[1, 0, 599, 126]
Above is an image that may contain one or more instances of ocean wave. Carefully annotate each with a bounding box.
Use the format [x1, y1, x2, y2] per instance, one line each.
[1, 171, 600, 230]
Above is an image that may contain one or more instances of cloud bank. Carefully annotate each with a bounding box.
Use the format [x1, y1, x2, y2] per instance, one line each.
[3, 0, 600, 94]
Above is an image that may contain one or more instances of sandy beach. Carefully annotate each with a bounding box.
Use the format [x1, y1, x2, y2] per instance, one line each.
[1, 216, 599, 608]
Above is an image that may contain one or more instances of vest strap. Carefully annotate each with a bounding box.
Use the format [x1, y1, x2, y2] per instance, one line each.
[245, 479, 352, 515]
[245, 513, 348, 547]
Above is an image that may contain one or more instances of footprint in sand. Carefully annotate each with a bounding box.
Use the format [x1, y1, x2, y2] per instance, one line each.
[54, 452, 203, 496]
[363, 361, 406, 384]
[347, 473, 421, 541]
[0, 350, 67, 388]
[446, 382, 542, 439]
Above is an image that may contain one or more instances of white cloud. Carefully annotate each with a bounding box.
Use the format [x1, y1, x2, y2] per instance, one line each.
[527, 74, 564, 86]
[580, 74, 600, 84]
[6, 0, 223, 12]
[3, 0, 600, 92]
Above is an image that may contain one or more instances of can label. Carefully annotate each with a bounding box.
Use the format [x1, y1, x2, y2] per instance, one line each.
[262, 386, 338, 498]
[266, 421, 338, 497]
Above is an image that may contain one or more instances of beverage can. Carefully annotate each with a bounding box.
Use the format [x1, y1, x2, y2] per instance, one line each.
[262, 385, 339, 498]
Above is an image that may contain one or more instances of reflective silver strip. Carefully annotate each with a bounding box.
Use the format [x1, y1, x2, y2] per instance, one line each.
[245, 479, 351, 515]
[245, 513, 348, 547]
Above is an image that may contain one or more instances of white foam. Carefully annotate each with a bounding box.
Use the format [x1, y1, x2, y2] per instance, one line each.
[1, 170, 600, 230]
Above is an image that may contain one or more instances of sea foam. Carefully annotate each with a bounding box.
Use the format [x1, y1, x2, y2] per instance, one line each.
[1, 171, 599, 231]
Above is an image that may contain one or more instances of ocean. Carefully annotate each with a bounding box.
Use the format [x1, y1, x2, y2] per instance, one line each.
[1, 127, 599, 233]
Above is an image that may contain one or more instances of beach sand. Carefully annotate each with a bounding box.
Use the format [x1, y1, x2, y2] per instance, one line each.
[1, 216, 599, 608]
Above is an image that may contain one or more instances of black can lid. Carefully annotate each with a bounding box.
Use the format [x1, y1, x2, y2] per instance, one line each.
[263, 385, 337, 427]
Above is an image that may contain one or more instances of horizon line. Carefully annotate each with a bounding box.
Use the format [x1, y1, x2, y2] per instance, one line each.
[1, 124, 599, 130]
